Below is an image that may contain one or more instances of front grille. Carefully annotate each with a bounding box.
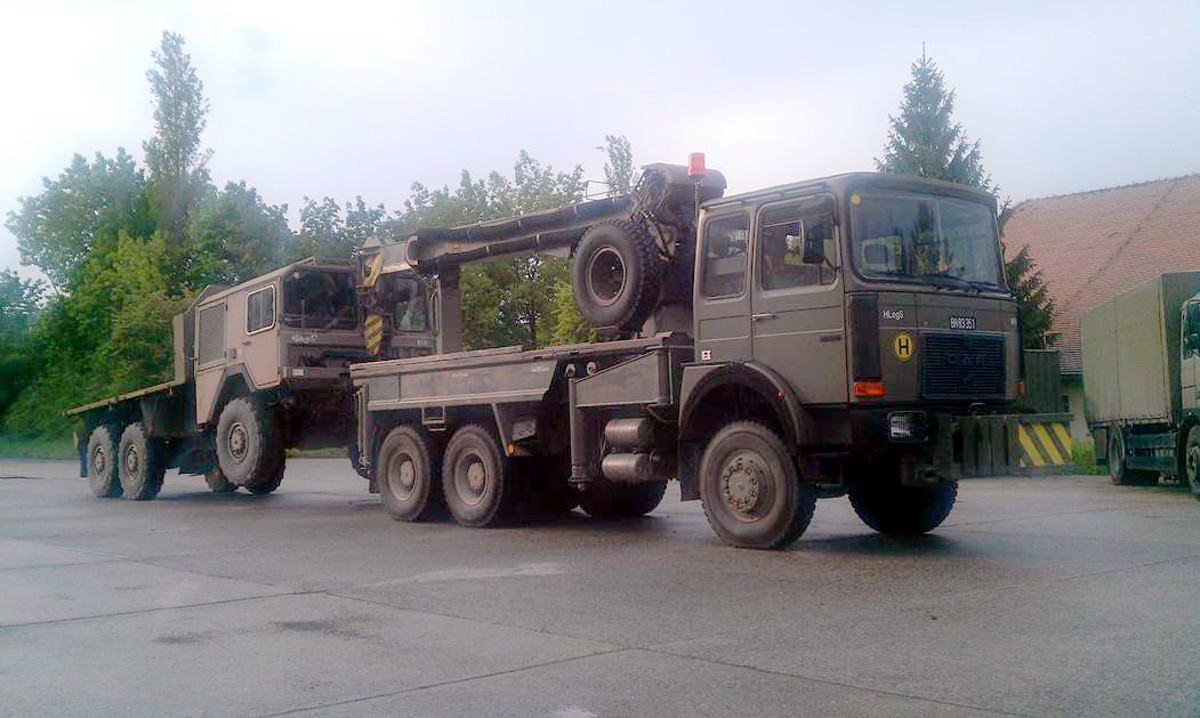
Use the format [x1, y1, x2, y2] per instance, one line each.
[921, 333, 1005, 400]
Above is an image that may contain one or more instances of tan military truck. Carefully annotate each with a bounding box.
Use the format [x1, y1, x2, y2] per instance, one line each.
[352, 159, 1020, 548]
[1083, 271, 1200, 499]
[68, 258, 433, 500]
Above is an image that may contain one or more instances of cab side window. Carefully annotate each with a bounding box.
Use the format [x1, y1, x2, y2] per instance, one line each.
[247, 286, 275, 334]
[758, 196, 837, 290]
[701, 213, 750, 298]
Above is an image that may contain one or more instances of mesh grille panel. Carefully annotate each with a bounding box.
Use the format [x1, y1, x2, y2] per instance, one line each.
[198, 304, 225, 365]
[921, 333, 1005, 400]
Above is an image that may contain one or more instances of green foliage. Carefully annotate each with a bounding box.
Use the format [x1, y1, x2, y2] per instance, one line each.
[287, 195, 388, 262]
[6, 149, 151, 291]
[0, 271, 45, 419]
[878, 51, 1054, 348]
[1005, 245, 1056, 349]
[186, 181, 291, 287]
[144, 31, 213, 259]
[0, 433, 75, 460]
[599, 135, 634, 196]
[551, 280, 597, 345]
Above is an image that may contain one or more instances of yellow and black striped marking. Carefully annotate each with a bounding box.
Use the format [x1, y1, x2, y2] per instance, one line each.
[1016, 420, 1074, 467]
[365, 314, 385, 356]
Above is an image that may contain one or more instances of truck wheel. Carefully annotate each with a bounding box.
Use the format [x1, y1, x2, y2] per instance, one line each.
[244, 448, 285, 495]
[571, 220, 661, 331]
[1184, 426, 1200, 501]
[215, 397, 279, 489]
[204, 467, 237, 493]
[118, 422, 165, 501]
[580, 481, 667, 519]
[698, 421, 817, 549]
[378, 425, 443, 521]
[86, 425, 123, 499]
[848, 480, 957, 536]
[441, 424, 518, 528]
[1109, 431, 1156, 486]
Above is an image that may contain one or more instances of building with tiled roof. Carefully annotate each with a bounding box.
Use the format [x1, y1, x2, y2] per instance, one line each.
[1003, 174, 1200, 439]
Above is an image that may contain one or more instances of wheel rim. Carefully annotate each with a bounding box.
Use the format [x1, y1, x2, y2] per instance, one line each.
[228, 421, 248, 464]
[455, 450, 488, 507]
[387, 452, 417, 500]
[719, 449, 774, 522]
[124, 443, 140, 477]
[586, 247, 626, 307]
[92, 445, 108, 476]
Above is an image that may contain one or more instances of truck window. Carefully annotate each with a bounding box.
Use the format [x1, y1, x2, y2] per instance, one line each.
[383, 275, 428, 331]
[701, 213, 750, 298]
[283, 271, 357, 330]
[758, 196, 837, 290]
[246, 286, 275, 334]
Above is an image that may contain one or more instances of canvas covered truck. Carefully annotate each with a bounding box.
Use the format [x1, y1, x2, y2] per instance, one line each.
[67, 258, 434, 500]
[1083, 271, 1200, 499]
[352, 158, 1020, 548]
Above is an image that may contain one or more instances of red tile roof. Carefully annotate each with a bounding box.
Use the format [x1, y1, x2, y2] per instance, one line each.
[1003, 174, 1200, 375]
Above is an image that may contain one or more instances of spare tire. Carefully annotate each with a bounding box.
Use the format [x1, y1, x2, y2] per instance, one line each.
[572, 220, 661, 332]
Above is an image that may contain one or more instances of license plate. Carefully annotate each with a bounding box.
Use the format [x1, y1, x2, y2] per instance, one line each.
[949, 316, 976, 330]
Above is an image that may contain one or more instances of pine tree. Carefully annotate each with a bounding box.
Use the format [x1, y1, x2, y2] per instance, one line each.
[878, 50, 1054, 348]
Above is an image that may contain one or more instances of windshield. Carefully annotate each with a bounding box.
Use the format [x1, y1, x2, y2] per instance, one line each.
[850, 191, 1003, 287]
[283, 270, 357, 330]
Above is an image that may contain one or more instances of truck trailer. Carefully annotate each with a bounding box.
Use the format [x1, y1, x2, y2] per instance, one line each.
[1083, 271, 1200, 498]
[351, 159, 1020, 548]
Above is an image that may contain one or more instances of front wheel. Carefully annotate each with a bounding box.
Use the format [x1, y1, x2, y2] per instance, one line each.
[216, 397, 280, 489]
[1183, 426, 1200, 501]
[698, 421, 816, 549]
[849, 480, 957, 536]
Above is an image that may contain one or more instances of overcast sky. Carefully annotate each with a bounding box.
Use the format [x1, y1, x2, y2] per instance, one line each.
[2, 0, 1197, 279]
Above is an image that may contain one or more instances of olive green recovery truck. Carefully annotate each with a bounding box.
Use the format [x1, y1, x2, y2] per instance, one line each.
[352, 160, 1019, 548]
[67, 258, 434, 499]
[1083, 271, 1200, 499]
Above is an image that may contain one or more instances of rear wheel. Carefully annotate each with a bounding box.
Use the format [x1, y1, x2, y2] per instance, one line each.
[378, 425, 443, 521]
[699, 421, 816, 549]
[118, 422, 165, 501]
[849, 479, 957, 536]
[1184, 426, 1200, 501]
[86, 425, 122, 499]
[1109, 430, 1156, 486]
[441, 424, 518, 527]
[580, 481, 667, 519]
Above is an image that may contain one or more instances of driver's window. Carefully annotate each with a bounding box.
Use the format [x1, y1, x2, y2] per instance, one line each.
[758, 196, 837, 290]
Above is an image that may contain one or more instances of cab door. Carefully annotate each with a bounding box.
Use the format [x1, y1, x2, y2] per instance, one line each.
[749, 194, 847, 404]
[694, 210, 752, 364]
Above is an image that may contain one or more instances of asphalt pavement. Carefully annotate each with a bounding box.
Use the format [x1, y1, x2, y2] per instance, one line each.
[1, 458, 1197, 717]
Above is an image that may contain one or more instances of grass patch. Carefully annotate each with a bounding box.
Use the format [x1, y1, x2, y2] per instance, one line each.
[1073, 437, 1101, 475]
[0, 433, 77, 460]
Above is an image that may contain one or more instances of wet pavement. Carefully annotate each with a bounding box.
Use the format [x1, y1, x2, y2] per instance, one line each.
[1, 458, 1197, 716]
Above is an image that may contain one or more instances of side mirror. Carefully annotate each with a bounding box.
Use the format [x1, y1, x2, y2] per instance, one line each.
[801, 234, 824, 265]
[1185, 302, 1200, 353]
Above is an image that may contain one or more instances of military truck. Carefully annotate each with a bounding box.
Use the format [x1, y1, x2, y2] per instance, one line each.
[67, 258, 434, 500]
[352, 158, 1019, 548]
[1083, 271, 1200, 499]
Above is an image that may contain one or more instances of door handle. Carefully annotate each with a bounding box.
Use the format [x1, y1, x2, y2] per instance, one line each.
[751, 313, 776, 322]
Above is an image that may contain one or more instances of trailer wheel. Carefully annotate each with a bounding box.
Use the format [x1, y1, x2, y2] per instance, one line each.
[118, 422, 165, 501]
[204, 467, 237, 493]
[216, 397, 280, 489]
[1109, 431, 1156, 486]
[1184, 426, 1200, 501]
[86, 425, 123, 499]
[572, 220, 661, 332]
[441, 424, 517, 528]
[580, 481, 666, 519]
[698, 421, 816, 549]
[378, 425, 443, 521]
[848, 479, 957, 536]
